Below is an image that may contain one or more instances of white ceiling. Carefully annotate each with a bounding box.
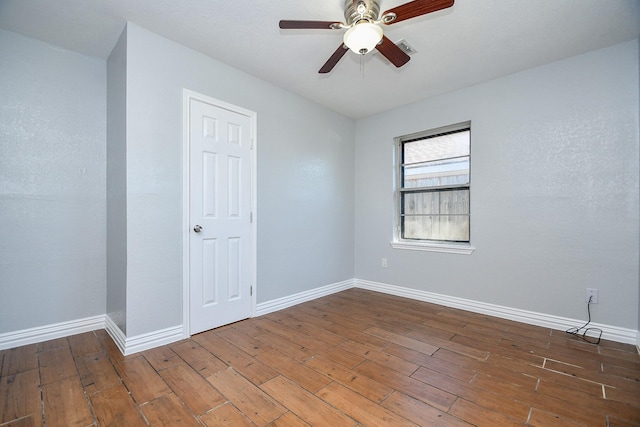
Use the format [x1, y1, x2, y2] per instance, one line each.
[1, 0, 638, 119]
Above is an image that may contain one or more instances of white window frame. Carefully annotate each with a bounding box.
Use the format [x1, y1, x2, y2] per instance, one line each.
[391, 121, 475, 255]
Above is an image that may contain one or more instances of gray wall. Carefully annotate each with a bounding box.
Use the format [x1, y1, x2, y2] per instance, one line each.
[106, 27, 128, 334]
[1, 24, 354, 340]
[0, 29, 106, 333]
[355, 40, 640, 329]
[118, 24, 355, 336]
[2, 25, 638, 342]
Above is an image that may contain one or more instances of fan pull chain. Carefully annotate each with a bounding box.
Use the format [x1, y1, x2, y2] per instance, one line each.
[360, 53, 365, 79]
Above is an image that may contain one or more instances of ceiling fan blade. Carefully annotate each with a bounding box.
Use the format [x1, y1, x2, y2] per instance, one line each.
[375, 36, 410, 68]
[382, 0, 454, 24]
[279, 20, 342, 30]
[319, 44, 349, 74]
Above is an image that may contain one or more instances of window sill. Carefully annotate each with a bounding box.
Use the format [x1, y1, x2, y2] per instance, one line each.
[390, 241, 475, 255]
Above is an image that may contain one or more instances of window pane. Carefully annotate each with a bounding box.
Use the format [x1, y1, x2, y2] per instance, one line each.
[403, 130, 469, 164]
[397, 124, 471, 244]
[403, 191, 440, 215]
[403, 189, 469, 215]
[402, 215, 469, 241]
[402, 189, 469, 242]
[439, 189, 469, 215]
[403, 157, 469, 188]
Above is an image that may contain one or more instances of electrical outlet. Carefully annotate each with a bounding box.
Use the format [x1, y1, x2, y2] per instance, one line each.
[585, 288, 598, 304]
[381, 258, 388, 268]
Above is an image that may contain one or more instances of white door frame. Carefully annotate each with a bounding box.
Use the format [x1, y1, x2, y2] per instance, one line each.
[181, 89, 257, 338]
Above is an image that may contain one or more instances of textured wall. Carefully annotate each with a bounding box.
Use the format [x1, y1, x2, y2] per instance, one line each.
[6, 24, 635, 343]
[0, 29, 106, 333]
[120, 24, 355, 336]
[106, 27, 128, 334]
[354, 40, 639, 329]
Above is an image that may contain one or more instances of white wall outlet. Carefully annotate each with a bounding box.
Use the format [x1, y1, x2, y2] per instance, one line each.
[585, 288, 598, 304]
[381, 258, 388, 268]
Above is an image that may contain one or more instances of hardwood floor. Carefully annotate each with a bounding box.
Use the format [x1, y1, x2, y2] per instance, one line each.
[1, 288, 639, 426]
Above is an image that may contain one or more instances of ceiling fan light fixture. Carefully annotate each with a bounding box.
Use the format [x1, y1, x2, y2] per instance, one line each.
[343, 21, 383, 55]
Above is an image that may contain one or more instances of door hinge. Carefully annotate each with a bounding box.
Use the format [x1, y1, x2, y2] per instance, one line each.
[250, 212, 253, 223]
[250, 286, 253, 296]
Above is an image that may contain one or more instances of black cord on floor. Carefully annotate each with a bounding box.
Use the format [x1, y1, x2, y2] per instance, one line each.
[565, 296, 602, 345]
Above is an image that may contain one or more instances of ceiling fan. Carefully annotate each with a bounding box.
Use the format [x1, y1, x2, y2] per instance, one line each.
[279, 0, 454, 74]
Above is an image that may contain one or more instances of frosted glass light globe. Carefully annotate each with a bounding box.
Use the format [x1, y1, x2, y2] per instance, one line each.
[343, 22, 383, 55]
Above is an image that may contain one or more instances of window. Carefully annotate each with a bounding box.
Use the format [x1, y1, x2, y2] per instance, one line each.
[393, 122, 473, 253]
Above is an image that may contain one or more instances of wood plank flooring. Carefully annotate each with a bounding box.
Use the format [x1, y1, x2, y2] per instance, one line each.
[1, 289, 639, 426]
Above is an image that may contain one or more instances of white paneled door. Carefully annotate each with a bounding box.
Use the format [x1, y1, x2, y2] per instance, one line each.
[188, 94, 255, 335]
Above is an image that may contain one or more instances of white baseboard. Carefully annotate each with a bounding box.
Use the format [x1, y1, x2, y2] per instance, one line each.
[105, 315, 183, 356]
[104, 314, 127, 354]
[354, 279, 639, 345]
[3, 279, 637, 353]
[0, 315, 105, 351]
[255, 279, 354, 316]
[3, 278, 340, 353]
[123, 325, 184, 355]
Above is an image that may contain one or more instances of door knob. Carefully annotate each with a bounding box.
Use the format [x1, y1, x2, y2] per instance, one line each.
[193, 225, 203, 233]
